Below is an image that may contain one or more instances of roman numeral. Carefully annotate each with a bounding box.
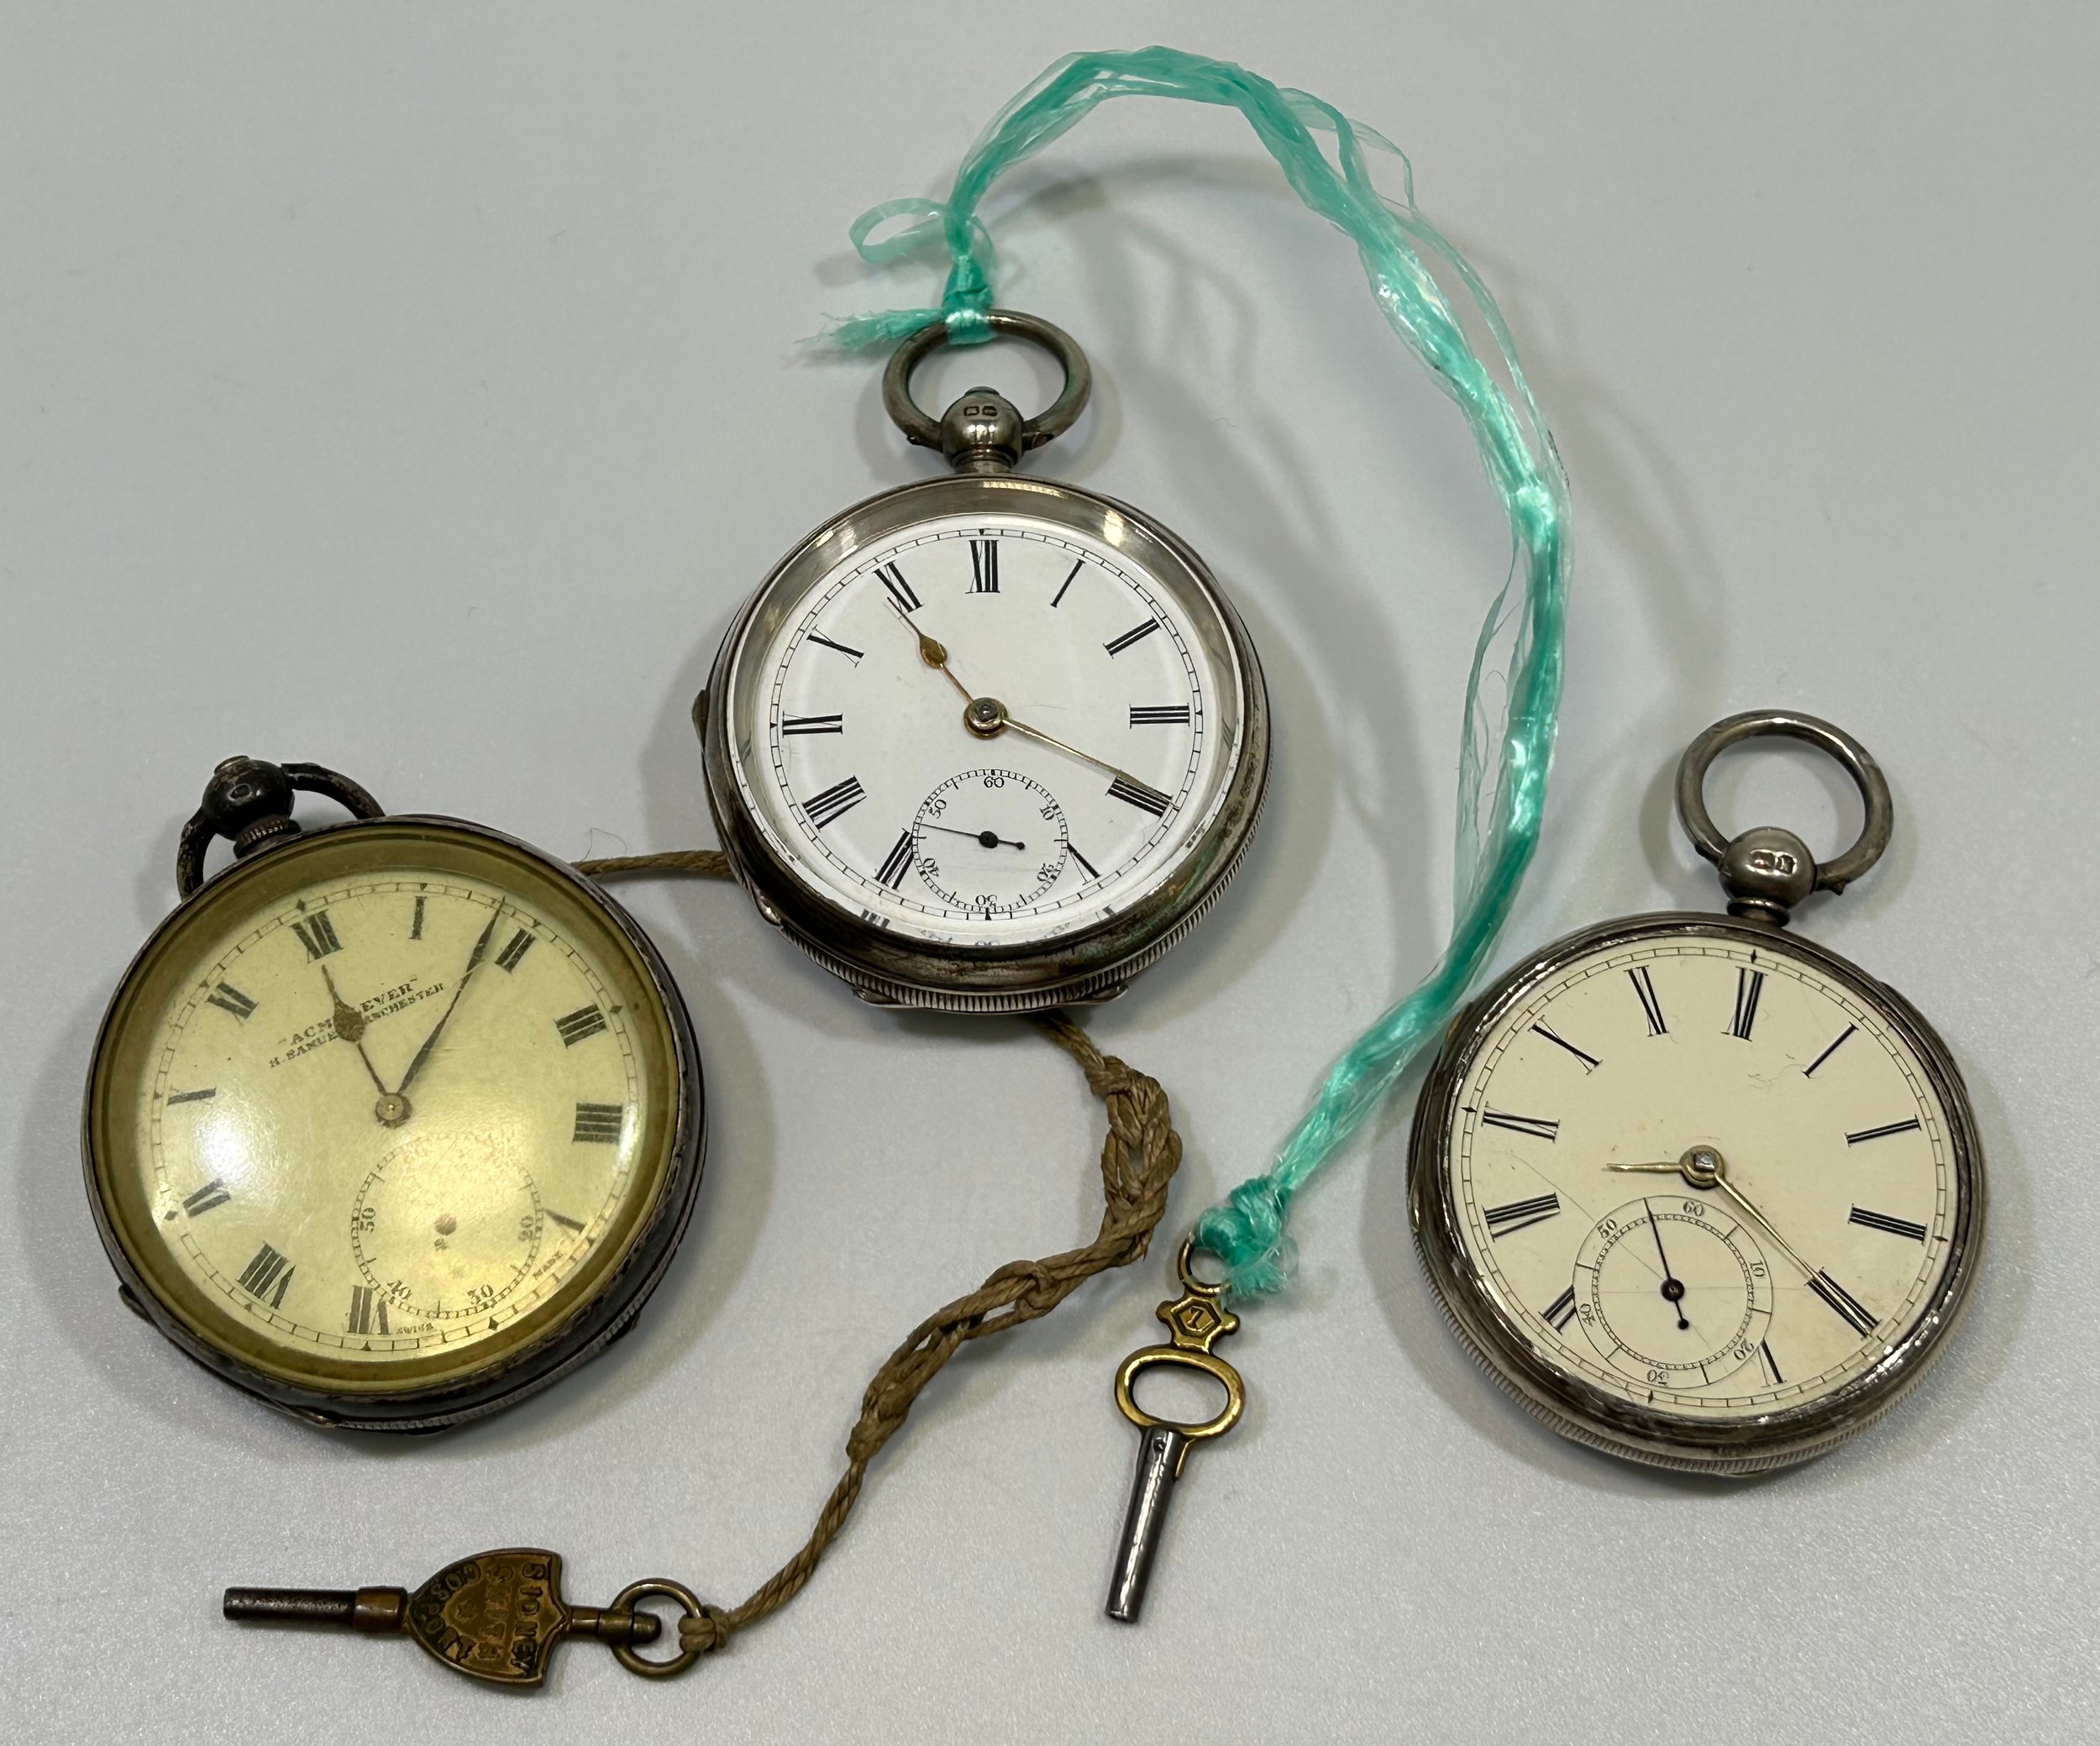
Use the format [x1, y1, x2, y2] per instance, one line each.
[1628, 965, 1667, 1036]
[572, 1102, 625, 1144]
[495, 927, 535, 973]
[1809, 1271, 1879, 1338]
[1850, 1205, 1929, 1243]
[1129, 705, 1191, 726]
[874, 562, 920, 613]
[347, 1285, 390, 1337]
[1051, 558, 1083, 608]
[410, 894, 426, 940]
[1104, 618, 1160, 657]
[1068, 845, 1100, 880]
[165, 1087, 217, 1105]
[1803, 1024, 1856, 1077]
[554, 1004, 608, 1047]
[1483, 1193, 1561, 1237]
[969, 539, 1000, 592]
[1106, 774, 1171, 816]
[1846, 1117, 1922, 1146]
[1758, 1340, 1784, 1385]
[806, 632, 865, 663]
[1542, 1286, 1578, 1332]
[181, 1179, 231, 1217]
[802, 774, 867, 829]
[236, 1243, 295, 1308]
[290, 911, 343, 961]
[875, 831, 916, 889]
[782, 714, 844, 736]
[1729, 967, 1765, 1041]
[1481, 1109, 1560, 1142]
[206, 982, 257, 1020]
[546, 1209, 585, 1233]
[1530, 1023, 1600, 1072]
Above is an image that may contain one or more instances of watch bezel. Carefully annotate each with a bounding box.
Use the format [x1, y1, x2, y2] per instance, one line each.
[1408, 910, 1986, 1474]
[81, 815, 706, 1434]
[702, 472, 1269, 1012]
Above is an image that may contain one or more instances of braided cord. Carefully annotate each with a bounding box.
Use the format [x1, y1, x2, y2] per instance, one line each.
[578, 865, 1184, 1657]
[834, 45, 1570, 1297]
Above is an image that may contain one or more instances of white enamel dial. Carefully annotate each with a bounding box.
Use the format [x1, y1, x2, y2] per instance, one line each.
[1440, 931, 1961, 1420]
[727, 511, 1235, 948]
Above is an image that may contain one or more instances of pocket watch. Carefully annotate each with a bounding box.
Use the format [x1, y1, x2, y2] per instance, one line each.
[700, 311, 1269, 1011]
[1409, 712, 1985, 1472]
[83, 756, 706, 1432]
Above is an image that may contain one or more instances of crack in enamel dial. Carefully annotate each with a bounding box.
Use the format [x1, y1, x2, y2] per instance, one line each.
[1410, 915, 1984, 1471]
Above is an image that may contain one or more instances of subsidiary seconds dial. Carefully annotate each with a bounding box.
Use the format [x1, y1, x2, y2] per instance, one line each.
[910, 768, 1071, 915]
[1409, 714, 1985, 1473]
[704, 322, 1269, 1011]
[84, 763, 706, 1431]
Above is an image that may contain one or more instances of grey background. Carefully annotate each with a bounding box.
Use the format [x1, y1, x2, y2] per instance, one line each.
[3, 3, 2091, 1740]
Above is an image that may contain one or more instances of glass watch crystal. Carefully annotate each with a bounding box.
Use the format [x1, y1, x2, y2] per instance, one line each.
[85, 759, 705, 1431]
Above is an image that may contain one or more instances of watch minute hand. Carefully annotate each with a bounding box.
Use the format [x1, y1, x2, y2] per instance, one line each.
[1704, 1175, 1824, 1288]
[890, 605, 1173, 808]
[997, 712, 1170, 805]
[1609, 1153, 1824, 1287]
[393, 911, 501, 1097]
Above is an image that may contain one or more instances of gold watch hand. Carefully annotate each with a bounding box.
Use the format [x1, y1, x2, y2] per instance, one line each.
[888, 602, 1174, 808]
[1705, 1176, 1823, 1287]
[995, 712, 1169, 803]
[890, 602, 976, 705]
[1610, 1151, 1823, 1284]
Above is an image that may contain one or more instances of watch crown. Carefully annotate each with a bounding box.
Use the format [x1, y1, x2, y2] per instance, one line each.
[200, 756, 302, 858]
[938, 387, 1023, 475]
[1716, 825, 1817, 925]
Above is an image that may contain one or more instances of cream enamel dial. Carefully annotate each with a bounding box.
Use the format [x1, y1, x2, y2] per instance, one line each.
[87, 817, 702, 1429]
[1411, 916, 1983, 1471]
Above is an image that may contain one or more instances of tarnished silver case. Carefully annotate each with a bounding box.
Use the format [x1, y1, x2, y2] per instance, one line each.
[701, 473, 1269, 1014]
[1408, 911, 1987, 1474]
[83, 815, 707, 1434]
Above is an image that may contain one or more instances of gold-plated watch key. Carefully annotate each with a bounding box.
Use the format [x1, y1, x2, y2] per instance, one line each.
[224, 1549, 709, 1686]
[83, 756, 706, 1431]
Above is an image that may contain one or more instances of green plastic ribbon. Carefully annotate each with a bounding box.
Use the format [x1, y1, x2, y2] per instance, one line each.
[833, 46, 1569, 1299]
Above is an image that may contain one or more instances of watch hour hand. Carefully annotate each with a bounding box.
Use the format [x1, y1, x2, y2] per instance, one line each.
[890, 602, 975, 705]
[320, 965, 389, 1098]
[891, 605, 1174, 811]
[1611, 1148, 1869, 1330]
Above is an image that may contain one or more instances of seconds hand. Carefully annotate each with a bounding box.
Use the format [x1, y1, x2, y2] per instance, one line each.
[1646, 1199, 1692, 1330]
[920, 821, 1026, 851]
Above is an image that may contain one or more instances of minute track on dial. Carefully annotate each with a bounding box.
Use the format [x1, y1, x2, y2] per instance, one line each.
[706, 338, 1269, 1001]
